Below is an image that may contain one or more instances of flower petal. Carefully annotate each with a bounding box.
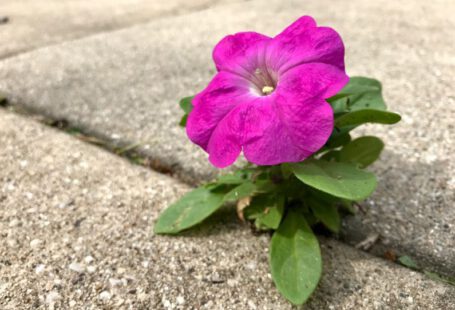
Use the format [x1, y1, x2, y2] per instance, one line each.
[186, 72, 253, 151]
[212, 32, 271, 75]
[242, 97, 313, 165]
[275, 15, 317, 38]
[280, 63, 349, 99]
[207, 103, 254, 168]
[243, 90, 333, 165]
[267, 17, 345, 74]
[273, 95, 334, 156]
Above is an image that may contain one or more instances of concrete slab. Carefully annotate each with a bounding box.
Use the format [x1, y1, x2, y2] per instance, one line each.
[0, 0, 244, 59]
[1, 110, 454, 309]
[0, 0, 454, 277]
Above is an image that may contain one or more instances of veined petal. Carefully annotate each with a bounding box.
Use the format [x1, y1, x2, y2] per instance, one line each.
[207, 103, 254, 168]
[274, 94, 334, 155]
[267, 18, 345, 74]
[186, 71, 253, 151]
[275, 15, 317, 38]
[280, 63, 349, 99]
[242, 97, 313, 165]
[213, 32, 271, 76]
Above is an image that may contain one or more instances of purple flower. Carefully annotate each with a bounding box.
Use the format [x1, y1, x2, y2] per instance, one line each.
[186, 16, 349, 168]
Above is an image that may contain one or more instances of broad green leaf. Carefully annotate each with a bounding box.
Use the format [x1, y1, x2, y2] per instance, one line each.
[423, 271, 455, 286]
[398, 256, 418, 270]
[291, 159, 377, 201]
[178, 96, 194, 127]
[338, 200, 356, 214]
[179, 114, 188, 127]
[327, 126, 355, 146]
[244, 195, 269, 220]
[270, 210, 322, 305]
[339, 136, 384, 168]
[333, 77, 383, 99]
[308, 198, 340, 233]
[255, 179, 276, 193]
[217, 171, 248, 185]
[301, 208, 319, 227]
[280, 163, 294, 179]
[255, 195, 284, 229]
[154, 188, 224, 234]
[179, 96, 194, 113]
[223, 181, 256, 202]
[245, 195, 285, 230]
[308, 189, 356, 215]
[325, 132, 351, 149]
[328, 77, 386, 114]
[320, 150, 340, 162]
[335, 109, 401, 128]
[204, 171, 250, 192]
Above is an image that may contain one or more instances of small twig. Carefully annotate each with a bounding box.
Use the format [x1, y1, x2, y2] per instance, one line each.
[355, 233, 380, 251]
[353, 202, 367, 214]
[115, 142, 144, 155]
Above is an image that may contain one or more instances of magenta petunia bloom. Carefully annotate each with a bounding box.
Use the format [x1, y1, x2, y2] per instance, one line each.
[186, 16, 349, 168]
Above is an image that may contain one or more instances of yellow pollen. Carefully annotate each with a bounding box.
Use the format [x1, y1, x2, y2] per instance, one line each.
[262, 86, 274, 95]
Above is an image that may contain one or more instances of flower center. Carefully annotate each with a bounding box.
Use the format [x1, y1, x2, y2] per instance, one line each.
[251, 68, 278, 96]
[262, 86, 274, 95]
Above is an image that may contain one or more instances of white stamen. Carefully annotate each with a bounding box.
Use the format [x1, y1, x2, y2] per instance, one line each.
[262, 86, 274, 95]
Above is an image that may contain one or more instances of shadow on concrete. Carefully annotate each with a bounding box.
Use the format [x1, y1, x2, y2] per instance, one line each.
[340, 149, 454, 278]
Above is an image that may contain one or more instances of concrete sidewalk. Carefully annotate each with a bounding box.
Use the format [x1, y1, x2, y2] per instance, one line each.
[0, 0, 245, 59]
[0, 0, 454, 278]
[1, 110, 454, 309]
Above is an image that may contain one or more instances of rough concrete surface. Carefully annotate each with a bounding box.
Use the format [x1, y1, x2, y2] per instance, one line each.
[0, 0, 245, 59]
[0, 0, 454, 277]
[1, 110, 455, 309]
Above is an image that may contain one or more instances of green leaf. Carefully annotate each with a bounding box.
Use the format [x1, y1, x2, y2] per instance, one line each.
[308, 198, 340, 233]
[154, 188, 224, 234]
[217, 172, 248, 185]
[301, 207, 319, 227]
[291, 159, 377, 201]
[245, 194, 285, 230]
[204, 170, 250, 192]
[308, 189, 356, 215]
[335, 109, 401, 128]
[255, 178, 277, 193]
[339, 136, 384, 168]
[178, 96, 194, 127]
[244, 195, 268, 219]
[280, 163, 294, 179]
[423, 271, 455, 286]
[338, 200, 356, 214]
[256, 203, 284, 230]
[223, 181, 257, 202]
[398, 256, 418, 270]
[328, 77, 386, 114]
[179, 96, 194, 113]
[179, 114, 188, 127]
[270, 210, 322, 305]
[325, 132, 351, 149]
[320, 150, 341, 162]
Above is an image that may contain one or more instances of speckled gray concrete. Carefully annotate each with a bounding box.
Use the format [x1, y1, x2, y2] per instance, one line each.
[0, 0, 245, 59]
[2, 111, 455, 309]
[0, 0, 454, 278]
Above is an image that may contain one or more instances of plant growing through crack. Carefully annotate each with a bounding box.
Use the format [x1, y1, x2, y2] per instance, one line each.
[155, 16, 401, 305]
